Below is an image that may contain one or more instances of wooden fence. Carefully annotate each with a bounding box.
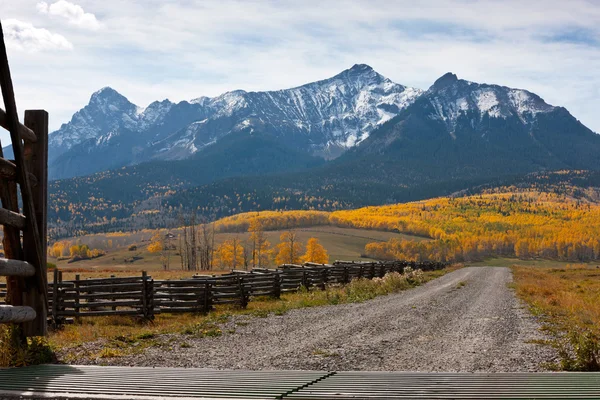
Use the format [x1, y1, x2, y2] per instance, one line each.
[3, 261, 448, 327]
[0, 21, 49, 337]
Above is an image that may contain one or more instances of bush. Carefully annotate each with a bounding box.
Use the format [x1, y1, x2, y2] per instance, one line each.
[0, 326, 55, 367]
[344, 269, 425, 303]
[557, 328, 600, 371]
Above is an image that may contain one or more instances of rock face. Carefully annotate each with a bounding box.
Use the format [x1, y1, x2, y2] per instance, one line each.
[38, 64, 422, 180]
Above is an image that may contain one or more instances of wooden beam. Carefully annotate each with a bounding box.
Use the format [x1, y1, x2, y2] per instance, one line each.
[0, 207, 26, 230]
[0, 158, 37, 185]
[0, 305, 36, 323]
[0, 108, 36, 143]
[0, 258, 34, 277]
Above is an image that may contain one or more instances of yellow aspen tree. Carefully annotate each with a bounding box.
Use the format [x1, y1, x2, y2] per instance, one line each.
[147, 232, 164, 253]
[301, 237, 329, 264]
[275, 231, 303, 265]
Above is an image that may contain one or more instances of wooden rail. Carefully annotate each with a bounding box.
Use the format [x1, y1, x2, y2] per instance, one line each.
[0, 261, 449, 326]
[0, 21, 49, 336]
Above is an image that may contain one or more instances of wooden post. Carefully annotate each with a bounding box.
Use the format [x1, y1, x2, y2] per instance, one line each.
[272, 273, 281, 299]
[141, 271, 148, 319]
[110, 275, 116, 311]
[204, 282, 212, 312]
[147, 276, 154, 320]
[301, 269, 308, 290]
[74, 275, 80, 316]
[238, 276, 248, 308]
[21, 110, 48, 336]
[51, 268, 58, 327]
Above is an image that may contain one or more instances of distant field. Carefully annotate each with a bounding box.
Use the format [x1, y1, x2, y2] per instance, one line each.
[470, 258, 600, 269]
[49, 226, 424, 276]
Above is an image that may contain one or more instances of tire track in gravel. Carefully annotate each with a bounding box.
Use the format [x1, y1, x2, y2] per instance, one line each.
[67, 267, 557, 371]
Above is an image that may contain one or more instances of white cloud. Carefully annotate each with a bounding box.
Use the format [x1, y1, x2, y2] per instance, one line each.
[0, 0, 599, 137]
[37, 1, 100, 30]
[2, 18, 73, 52]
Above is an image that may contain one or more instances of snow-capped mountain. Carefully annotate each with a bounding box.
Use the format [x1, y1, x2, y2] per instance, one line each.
[354, 72, 600, 182]
[426, 72, 555, 136]
[43, 64, 422, 179]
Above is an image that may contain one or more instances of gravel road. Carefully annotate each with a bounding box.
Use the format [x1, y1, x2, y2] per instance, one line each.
[63, 267, 557, 371]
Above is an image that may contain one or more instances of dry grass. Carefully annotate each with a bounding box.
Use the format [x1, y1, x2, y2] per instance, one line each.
[49, 226, 424, 272]
[49, 265, 460, 358]
[512, 265, 600, 370]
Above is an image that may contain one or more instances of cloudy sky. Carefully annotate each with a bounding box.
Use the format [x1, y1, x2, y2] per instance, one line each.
[0, 0, 599, 145]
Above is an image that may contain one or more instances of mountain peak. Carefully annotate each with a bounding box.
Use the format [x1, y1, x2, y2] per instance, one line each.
[89, 87, 133, 109]
[431, 72, 459, 90]
[91, 86, 122, 99]
[348, 63, 374, 72]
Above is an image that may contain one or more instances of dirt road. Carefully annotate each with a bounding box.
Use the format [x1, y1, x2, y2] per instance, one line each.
[68, 267, 556, 371]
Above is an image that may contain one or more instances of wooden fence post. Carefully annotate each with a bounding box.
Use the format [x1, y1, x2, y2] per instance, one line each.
[141, 271, 149, 319]
[206, 282, 213, 312]
[52, 268, 58, 328]
[301, 269, 309, 290]
[110, 275, 116, 311]
[238, 276, 248, 308]
[21, 110, 48, 337]
[272, 273, 281, 299]
[74, 275, 80, 316]
[146, 276, 154, 320]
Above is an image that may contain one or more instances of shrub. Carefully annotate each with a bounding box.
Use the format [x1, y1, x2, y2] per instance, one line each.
[557, 328, 600, 371]
[0, 326, 55, 367]
[344, 269, 425, 303]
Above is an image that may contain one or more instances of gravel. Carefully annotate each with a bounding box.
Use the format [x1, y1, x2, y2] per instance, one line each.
[60, 267, 557, 371]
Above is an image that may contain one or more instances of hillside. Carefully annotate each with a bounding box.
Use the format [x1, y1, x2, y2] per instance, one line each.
[45, 70, 600, 235]
[203, 177, 600, 263]
[48, 168, 600, 239]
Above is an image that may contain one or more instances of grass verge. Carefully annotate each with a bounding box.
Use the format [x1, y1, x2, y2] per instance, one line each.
[512, 265, 600, 371]
[50, 265, 460, 361]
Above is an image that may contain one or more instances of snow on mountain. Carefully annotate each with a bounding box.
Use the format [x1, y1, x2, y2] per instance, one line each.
[427, 72, 555, 134]
[43, 66, 569, 180]
[48, 87, 139, 156]
[154, 64, 423, 159]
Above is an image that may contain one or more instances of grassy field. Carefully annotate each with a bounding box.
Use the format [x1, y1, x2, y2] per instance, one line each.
[470, 257, 599, 269]
[512, 264, 600, 370]
[50, 226, 426, 275]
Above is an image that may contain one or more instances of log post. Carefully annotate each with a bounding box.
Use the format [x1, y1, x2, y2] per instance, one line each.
[52, 268, 58, 328]
[141, 271, 148, 319]
[21, 110, 48, 336]
[74, 275, 80, 316]
[204, 282, 212, 312]
[272, 273, 281, 299]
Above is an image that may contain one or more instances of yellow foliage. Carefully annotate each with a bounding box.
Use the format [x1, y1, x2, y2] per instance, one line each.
[147, 232, 163, 253]
[301, 237, 329, 264]
[211, 188, 600, 263]
[275, 231, 303, 265]
[215, 238, 244, 269]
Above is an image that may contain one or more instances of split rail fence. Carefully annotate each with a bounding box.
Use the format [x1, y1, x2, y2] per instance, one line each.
[1, 261, 448, 327]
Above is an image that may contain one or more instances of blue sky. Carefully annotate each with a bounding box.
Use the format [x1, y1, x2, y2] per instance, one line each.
[0, 0, 599, 145]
